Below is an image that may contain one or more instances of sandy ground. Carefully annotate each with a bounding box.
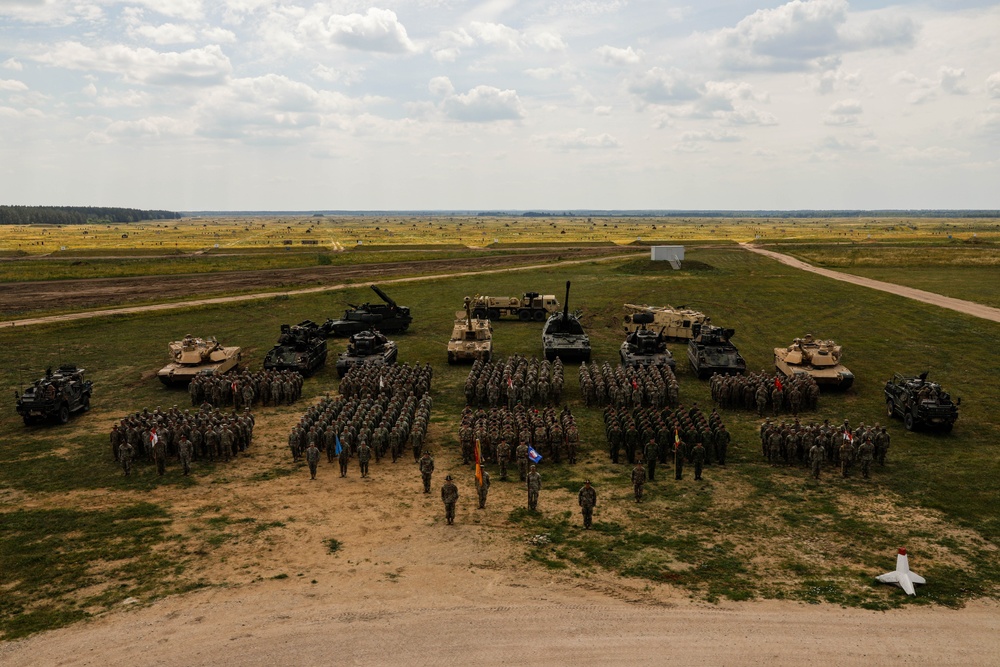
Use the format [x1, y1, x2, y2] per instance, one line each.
[741, 244, 1000, 324]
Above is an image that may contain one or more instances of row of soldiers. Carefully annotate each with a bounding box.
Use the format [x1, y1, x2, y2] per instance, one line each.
[463, 355, 565, 407]
[188, 369, 303, 408]
[579, 361, 680, 409]
[338, 361, 433, 400]
[288, 391, 433, 468]
[604, 403, 730, 471]
[459, 404, 580, 474]
[711, 371, 819, 416]
[760, 418, 890, 478]
[110, 405, 255, 475]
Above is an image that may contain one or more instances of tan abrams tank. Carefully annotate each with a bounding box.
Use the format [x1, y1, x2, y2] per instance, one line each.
[158, 335, 242, 385]
[774, 334, 854, 390]
[448, 298, 493, 364]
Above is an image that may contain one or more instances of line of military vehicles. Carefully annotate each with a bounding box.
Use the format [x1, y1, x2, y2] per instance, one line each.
[15, 282, 959, 432]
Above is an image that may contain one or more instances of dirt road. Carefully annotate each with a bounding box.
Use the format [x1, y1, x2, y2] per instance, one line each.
[741, 244, 1000, 324]
[2, 249, 642, 329]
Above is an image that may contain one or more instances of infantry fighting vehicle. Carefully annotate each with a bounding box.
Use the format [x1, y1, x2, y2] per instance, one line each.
[774, 334, 854, 390]
[15, 365, 93, 425]
[264, 320, 328, 376]
[323, 284, 412, 337]
[157, 335, 241, 385]
[448, 297, 493, 364]
[336, 330, 399, 377]
[623, 304, 710, 342]
[470, 292, 560, 321]
[687, 325, 746, 379]
[620, 313, 676, 369]
[885, 372, 960, 432]
[542, 281, 591, 363]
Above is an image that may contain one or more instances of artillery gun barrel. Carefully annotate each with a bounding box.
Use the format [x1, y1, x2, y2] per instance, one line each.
[370, 284, 397, 308]
[562, 281, 571, 322]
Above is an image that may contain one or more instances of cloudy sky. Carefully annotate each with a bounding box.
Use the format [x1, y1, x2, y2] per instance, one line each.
[1, 0, 998, 210]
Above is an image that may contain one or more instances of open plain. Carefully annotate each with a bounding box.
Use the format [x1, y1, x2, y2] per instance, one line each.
[1, 217, 999, 664]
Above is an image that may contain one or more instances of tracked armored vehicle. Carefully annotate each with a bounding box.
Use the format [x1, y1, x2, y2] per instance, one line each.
[336, 330, 399, 377]
[885, 372, 960, 432]
[15, 365, 93, 425]
[470, 292, 560, 321]
[324, 284, 412, 337]
[448, 297, 493, 364]
[623, 304, 710, 342]
[687, 325, 746, 379]
[620, 313, 675, 369]
[264, 321, 328, 376]
[157, 335, 241, 385]
[542, 281, 591, 363]
[774, 334, 854, 390]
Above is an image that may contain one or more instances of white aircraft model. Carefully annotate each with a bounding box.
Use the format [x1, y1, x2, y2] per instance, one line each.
[876, 548, 926, 596]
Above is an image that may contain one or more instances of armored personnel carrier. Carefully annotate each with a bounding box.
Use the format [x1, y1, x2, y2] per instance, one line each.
[323, 284, 412, 337]
[623, 304, 710, 342]
[264, 320, 328, 376]
[774, 334, 854, 390]
[470, 292, 560, 321]
[687, 325, 746, 379]
[157, 335, 241, 385]
[620, 313, 676, 369]
[15, 365, 93, 425]
[542, 281, 591, 363]
[885, 372, 960, 431]
[448, 297, 493, 364]
[336, 330, 399, 377]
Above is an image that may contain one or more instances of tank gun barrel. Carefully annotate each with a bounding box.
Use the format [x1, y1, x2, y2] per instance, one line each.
[370, 284, 397, 308]
[562, 281, 571, 322]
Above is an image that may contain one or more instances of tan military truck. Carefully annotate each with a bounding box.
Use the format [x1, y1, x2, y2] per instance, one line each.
[774, 334, 854, 390]
[623, 304, 710, 341]
[448, 298, 493, 364]
[470, 292, 560, 322]
[157, 335, 242, 385]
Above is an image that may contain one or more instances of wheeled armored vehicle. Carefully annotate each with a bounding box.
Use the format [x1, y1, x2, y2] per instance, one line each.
[774, 334, 854, 390]
[264, 320, 329, 376]
[620, 313, 676, 369]
[687, 325, 746, 379]
[542, 281, 591, 363]
[323, 285, 412, 337]
[157, 335, 241, 385]
[885, 372, 959, 431]
[336, 330, 399, 377]
[470, 292, 560, 321]
[15, 365, 93, 425]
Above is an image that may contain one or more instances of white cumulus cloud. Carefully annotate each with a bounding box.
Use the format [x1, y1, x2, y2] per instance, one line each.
[628, 67, 701, 104]
[3, 58, 24, 71]
[316, 8, 417, 53]
[35, 42, 232, 86]
[438, 83, 525, 122]
[596, 45, 642, 66]
[130, 23, 200, 45]
[537, 128, 620, 149]
[0, 79, 29, 92]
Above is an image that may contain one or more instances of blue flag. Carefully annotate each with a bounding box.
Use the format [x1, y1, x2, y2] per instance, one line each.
[335, 434, 342, 456]
[527, 446, 542, 464]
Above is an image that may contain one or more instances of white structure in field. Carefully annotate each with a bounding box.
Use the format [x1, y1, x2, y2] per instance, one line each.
[876, 548, 926, 596]
[651, 245, 684, 270]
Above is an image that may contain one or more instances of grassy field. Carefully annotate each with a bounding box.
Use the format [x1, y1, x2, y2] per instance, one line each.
[1, 245, 999, 639]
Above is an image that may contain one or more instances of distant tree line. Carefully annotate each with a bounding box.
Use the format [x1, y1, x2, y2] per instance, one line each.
[0, 206, 182, 226]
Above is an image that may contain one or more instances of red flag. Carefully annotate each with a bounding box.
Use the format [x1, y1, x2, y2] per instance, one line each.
[674, 428, 680, 450]
[474, 438, 483, 487]
[231, 381, 238, 392]
[774, 377, 783, 391]
[507, 376, 513, 390]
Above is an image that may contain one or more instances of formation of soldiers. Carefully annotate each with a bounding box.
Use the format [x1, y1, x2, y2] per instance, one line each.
[339, 361, 433, 400]
[110, 404, 255, 475]
[288, 390, 433, 469]
[459, 404, 580, 474]
[711, 371, 819, 416]
[760, 418, 890, 479]
[603, 403, 730, 471]
[579, 361, 679, 409]
[463, 356, 564, 407]
[188, 369, 303, 408]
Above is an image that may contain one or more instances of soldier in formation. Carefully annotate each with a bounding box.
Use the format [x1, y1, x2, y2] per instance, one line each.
[110, 404, 255, 474]
[758, 418, 889, 480]
[477, 468, 491, 509]
[602, 403, 728, 473]
[441, 475, 458, 525]
[188, 369, 303, 408]
[578, 480, 597, 529]
[419, 450, 435, 493]
[306, 442, 320, 479]
[459, 404, 578, 472]
[339, 361, 433, 401]
[579, 361, 679, 410]
[464, 355, 564, 408]
[711, 372, 819, 416]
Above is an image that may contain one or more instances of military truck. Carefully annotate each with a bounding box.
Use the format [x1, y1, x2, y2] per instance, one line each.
[620, 313, 675, 369]
[323, 284, 412, 337]
[623, 304, 710, 342]
[157, 335, 241, 385]
[687, 325, 746, 379]
[448, 297, 493, 364]
[774, 334, 854, 390]
[542, 281, 591, 363]
[15, 365, 93, 425]
[885, 372, 960, 432]
[264, 320, 328, 376]
[470, 292, 560, 321]
[336, 330, 399, 377]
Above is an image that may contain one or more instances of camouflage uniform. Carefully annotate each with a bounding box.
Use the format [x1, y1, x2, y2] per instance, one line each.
[578, 482, 597, 529]
[306, 444, 320, 479]
[178, 436, 193, 476]
[477, 469, 491, 509]
[419, 452, 435, 493]
[357, 443, 372, 478]
[441, 477, 458, 524]
[631, 462, 646, 502]
[692, 442, 706, 480]
[526, 467, 541, 510]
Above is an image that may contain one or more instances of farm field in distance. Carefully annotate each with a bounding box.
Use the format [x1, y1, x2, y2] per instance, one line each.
[1, 218, 999, 643]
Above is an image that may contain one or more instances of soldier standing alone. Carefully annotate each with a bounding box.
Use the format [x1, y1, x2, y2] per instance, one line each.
[419, 450, 435, 493]
[692, 441, 706, 481]
[119, 440, 134, 477]
[441, 475, 458, 525]
[178, 435, 193, 476]
[357, 442, 372, 478]
[338, 439, 350, 477]
[809, 441, 824, 480]
[578, 480, 597, 529]
[631, 459, 646, 502]
[305, 442, 320, 480]
[526, 465, 541, 511]
[477, 468, 491, 509]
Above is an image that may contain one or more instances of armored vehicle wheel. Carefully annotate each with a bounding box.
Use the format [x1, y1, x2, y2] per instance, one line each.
[903, 411, 915, 431]
[473, 308, 488, 319]
[82, 395, 91, 412]
[886, 399, 895, 419]
[447, 352, 456, 364]
[22, 415, 34, 426]
[58, 404, 70, 424]
[518, 310, 532, 321]
[943, 423, 954, 433]
[533, 310, 546, 322]
[488, 308, 501, 320]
